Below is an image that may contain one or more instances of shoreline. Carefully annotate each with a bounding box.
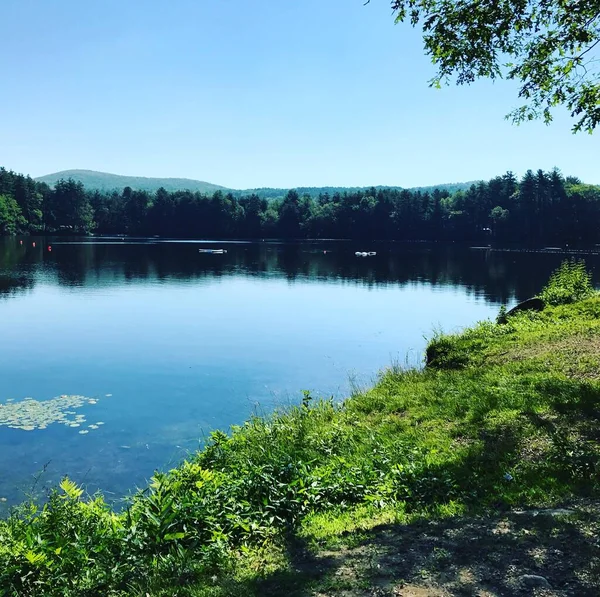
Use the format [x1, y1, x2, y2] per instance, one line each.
[1, 274, 599, 595]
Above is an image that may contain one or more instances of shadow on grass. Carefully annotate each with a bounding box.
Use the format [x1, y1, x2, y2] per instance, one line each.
[252, 505, 600, 596]
[248, 375, 600, 595]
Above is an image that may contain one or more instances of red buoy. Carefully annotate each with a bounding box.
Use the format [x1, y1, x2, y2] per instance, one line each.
[32, 242, 36, 247]
[48, 246, 52, 252]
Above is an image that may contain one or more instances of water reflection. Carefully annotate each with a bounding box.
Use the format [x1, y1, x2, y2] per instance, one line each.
[2, 238, 599, 303]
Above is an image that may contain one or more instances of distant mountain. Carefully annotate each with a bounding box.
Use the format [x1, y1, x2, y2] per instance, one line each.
[242, 182, 480, 200]
[35, 169, 479, 198]
[406, 182, 481, 194]
[35, 170, 229, 194]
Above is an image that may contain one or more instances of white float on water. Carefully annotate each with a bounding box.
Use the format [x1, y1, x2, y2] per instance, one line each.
[199, 249, 227, 254]
[355, 251, 376, 257]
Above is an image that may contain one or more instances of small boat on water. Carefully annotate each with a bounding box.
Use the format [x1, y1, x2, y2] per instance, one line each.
[355, 251, 377, 257]
[199, 248, 227, 254]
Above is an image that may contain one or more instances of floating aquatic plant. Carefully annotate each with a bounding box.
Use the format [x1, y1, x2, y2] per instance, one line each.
[0, 395, 106, 432]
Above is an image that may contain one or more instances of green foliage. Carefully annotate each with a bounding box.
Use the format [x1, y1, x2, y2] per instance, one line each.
[496, 304, 508, 324]
[425, 333, 470, 369]
[46, 178, 95, 233]
[539, 259, 595, 305]
[3, 165, 600, 244]
[0, 194, 26, 235]
[391, 0, 600, 132]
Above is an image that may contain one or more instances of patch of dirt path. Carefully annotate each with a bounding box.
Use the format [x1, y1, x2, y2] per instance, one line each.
[294, 503, 600, 597]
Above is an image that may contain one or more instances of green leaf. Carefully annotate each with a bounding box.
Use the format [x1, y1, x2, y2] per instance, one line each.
[59, 477, 83, 500]
[164, 532, 185, 541]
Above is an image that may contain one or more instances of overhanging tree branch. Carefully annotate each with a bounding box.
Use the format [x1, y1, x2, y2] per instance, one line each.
[388, 0, 600, 132]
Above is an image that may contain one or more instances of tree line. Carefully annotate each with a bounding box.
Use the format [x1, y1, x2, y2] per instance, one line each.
[1, 166, 599, 245]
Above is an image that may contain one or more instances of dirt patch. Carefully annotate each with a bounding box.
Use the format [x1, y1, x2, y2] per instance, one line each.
[280, 502, 600, 596]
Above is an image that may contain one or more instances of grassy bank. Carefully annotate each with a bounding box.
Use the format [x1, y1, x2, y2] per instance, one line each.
[1, 263, 600, 596]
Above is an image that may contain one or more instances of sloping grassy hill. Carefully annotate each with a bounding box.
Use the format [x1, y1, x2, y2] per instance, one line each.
[2, 265, 598, 596]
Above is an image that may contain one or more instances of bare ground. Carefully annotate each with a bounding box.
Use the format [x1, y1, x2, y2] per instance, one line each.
[257, 502, 600, 597]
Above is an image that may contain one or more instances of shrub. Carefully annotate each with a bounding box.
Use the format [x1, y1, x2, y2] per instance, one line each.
[426, 335, 469, 370]
[539, 259, 595, 306]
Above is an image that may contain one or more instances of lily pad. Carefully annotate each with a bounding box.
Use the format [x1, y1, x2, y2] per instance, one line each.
[0, 395, 105, 432]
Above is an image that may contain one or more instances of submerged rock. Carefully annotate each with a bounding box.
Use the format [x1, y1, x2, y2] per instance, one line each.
[519, 574, 552, 589]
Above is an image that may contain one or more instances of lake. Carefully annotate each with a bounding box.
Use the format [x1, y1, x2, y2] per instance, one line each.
[1, 238, 598, 509]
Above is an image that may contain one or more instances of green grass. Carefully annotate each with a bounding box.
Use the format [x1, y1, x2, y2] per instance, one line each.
[2, 286, 600, 595]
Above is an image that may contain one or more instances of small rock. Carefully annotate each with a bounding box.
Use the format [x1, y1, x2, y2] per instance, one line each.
[514, 508, 574, 517]
[519, 574, 551, 589]
[537, 508, 573, 517]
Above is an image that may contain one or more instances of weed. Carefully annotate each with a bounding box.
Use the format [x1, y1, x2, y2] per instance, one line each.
[539, 258, 594, 306]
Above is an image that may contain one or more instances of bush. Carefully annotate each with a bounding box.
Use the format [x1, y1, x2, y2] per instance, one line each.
[539, 259, 595, 306]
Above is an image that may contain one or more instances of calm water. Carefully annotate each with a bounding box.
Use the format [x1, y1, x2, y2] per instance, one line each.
[1, 238, 599, 508]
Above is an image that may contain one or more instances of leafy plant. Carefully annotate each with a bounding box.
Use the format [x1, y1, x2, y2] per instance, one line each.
[496, 304, 508, 324]
[539, 259, 595, 306]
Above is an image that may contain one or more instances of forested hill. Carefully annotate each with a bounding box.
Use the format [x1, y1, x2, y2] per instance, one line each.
[35, 169, 476, 199]
[2, 165, 599, 246]
[242, 182, 477, 200]
[35, 170, 228, 195]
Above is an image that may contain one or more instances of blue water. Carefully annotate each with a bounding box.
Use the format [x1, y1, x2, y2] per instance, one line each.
[1, 239, 596, 508]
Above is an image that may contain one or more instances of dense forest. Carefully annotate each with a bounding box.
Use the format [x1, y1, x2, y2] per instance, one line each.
[1, 166, 599, 245]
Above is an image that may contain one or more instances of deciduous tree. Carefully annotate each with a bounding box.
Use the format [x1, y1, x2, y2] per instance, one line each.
[390, 0, 600, 131]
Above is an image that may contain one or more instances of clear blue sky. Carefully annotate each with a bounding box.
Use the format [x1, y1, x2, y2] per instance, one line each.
[1, 0, 598, 189]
